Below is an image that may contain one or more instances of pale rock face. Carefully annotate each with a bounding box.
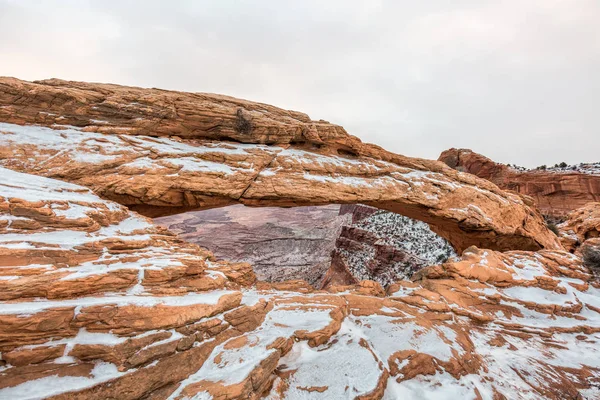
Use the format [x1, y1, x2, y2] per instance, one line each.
[1, 78, 599, 399]
[155, 204, 349, 286]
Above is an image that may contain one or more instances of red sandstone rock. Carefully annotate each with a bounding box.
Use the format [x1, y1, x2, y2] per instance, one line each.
[558, 202, 600, 252]
[0, 166, 599, 399]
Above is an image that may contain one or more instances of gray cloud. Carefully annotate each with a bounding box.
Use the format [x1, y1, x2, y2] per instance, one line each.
[1, 0, 599, 167]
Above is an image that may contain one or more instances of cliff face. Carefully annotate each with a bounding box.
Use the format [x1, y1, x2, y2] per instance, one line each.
[155, 204, 454, 289]
[439, 148, 600, 217]
[156, 205, 348, 286]
[323, 205, 456, 288]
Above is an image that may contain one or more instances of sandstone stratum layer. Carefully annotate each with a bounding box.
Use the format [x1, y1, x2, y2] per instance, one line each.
[0, 77, 560, 253]
[439, 148, 600, 218]
[2, 77, 600, 399]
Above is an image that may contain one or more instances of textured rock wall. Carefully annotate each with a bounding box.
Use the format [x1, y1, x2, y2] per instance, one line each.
[157, 204, 456, 289]
[1, 167, 599, 398]
[558, 202, 600, 252]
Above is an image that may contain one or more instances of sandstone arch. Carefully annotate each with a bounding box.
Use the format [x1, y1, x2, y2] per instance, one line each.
[0, 78, 560, 253]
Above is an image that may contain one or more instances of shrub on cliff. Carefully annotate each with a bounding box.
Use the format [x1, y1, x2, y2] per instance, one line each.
[235, 108, 252, 134]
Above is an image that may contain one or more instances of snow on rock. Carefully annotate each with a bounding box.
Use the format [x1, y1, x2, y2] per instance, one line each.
[0, 168, 254, 398]
[323, 205, 457, 288]
[271, 321, 386, 399]
[0, 118, 559, 254]
[2, 168, 600, 400]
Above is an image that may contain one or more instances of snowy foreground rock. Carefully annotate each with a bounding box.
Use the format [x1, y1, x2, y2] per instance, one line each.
[2, 166, 600, 399]
[1, 78, 600, 399]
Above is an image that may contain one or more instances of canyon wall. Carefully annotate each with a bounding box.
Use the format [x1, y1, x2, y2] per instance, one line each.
[156, 204, 455, 288]
[323, 205, 456, 288]
[439, 148, 600, 217]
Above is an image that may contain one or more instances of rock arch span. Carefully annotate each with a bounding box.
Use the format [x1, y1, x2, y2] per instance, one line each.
[0, 78, 560, 253]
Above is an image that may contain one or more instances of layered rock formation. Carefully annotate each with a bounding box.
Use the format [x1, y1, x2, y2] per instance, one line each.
[1, 167, 600, 399]
[439, 148, 600, 217]
[155, 205, 348, 286]
[3, 77, 600, 399]
[0, 77, 561, 252]
[323, 205, 457, 288]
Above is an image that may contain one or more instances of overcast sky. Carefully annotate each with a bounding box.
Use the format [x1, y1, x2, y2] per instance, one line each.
[1, 0, 598, 167]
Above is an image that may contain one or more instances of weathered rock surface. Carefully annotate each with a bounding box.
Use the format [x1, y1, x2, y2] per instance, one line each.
[323, 204, 457, 288]
[558, 202, 600, 252]
[0, 77, 561, 252]
[1, 167, 600, 399]
[155, 204, 348, 286]
[439, 148, 600, 217]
